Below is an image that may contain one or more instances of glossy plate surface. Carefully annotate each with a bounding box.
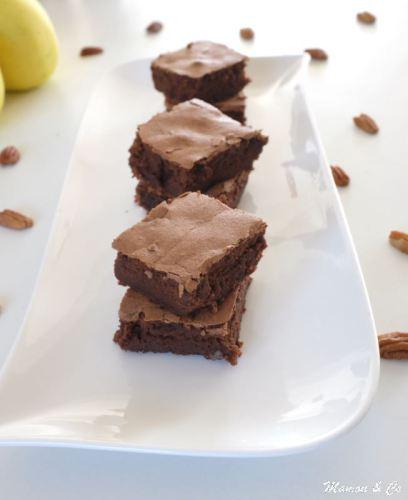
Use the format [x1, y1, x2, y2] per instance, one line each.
[0, 56, 379, 456]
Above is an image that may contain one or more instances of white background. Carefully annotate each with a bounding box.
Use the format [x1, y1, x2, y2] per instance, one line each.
[0, 0, 407, 498]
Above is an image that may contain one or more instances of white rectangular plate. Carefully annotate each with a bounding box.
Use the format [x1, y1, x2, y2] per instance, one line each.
[0, 55, 379, 457]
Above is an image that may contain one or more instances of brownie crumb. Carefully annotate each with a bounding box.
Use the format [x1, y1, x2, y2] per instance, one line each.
[240, 28, 254, 40]
[146, 21, 163, 34]
[80, 47, 104, 57]
[0, 146, 20, 166]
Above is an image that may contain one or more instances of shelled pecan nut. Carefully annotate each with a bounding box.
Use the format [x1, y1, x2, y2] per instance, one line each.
[357, 12, 376, 24]
[389, 231, 408, 254]
[379, 333, 408, 359]
[305, 48, 328, 61]
[0, 209, 33, 229]
[80, 46, 103, 57]
[0, 146, 20, 165]
[353, 114, 379, 134]
[331, 165, 350, 187]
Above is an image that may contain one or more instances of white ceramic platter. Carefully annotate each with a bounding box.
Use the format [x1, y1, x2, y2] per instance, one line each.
[0, 55, 379, 457]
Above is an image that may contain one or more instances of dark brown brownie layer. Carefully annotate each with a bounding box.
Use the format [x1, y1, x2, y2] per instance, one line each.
[112, 192, 267, 316]
[129, 99, 267, 197]
[165, 92, 246, 124]
[114, 232, 264, 315]
[151, 41, 249, 103]
[135, 170, 249, 210]
[114, 277, 251, 365]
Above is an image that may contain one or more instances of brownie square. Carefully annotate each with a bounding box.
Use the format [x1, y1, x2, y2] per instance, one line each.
[129, 99, 268, 197]
[112, 192, 267, 316]
[135, 170, 249, 211]
[151, 41, 249, 103]
[114, 277, 251, 365]
[165, 92, 246, 124]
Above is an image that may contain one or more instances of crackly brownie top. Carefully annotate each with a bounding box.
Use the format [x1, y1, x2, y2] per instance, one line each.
[152, 41, 247, 78]
[138, 99, 264, 170]
[112, 192, 266, 293]
[120, 277, 251, 334]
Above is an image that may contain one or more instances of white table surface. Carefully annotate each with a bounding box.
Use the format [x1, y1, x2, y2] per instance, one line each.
[0, 0, 407, 498]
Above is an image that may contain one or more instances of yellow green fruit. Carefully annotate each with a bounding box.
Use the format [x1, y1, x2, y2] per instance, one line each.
[0, 0, 59, 91]
[0, 67, 4, 109]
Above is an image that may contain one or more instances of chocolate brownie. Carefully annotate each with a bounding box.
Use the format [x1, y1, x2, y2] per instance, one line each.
[114, 277, 251, 365]
[165, 92, 246, 124]
[129, 99, 268, 197]
[151, 41, 249, 103]
[135, 170, 249, 210]
[112, 192, 267, 316]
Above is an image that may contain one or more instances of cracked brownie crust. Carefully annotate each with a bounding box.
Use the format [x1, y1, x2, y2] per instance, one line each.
[151, 41, 249, 103]
[129, 99, 268, 197]
[112, 192, 267, 316]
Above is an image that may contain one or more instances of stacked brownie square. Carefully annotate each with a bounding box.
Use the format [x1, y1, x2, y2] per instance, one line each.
[128, 41, 266, 211]
[113, 192, 267, 365]
[152, 41, 249, 123]
[130, 99, 268, 211]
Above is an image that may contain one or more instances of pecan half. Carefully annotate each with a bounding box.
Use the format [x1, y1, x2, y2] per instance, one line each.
[389, 230, 408, 254]
[304, 48, 328, 61]
[331, 165, 350, 187]
[357, 12, 376, 24]
[240, 28, 255, 40]
[80, 46, 103, 57]
[0, 146, 20, 166]
[379, 333, 408, 359]
[353, 113, 379, 134]
[146, 21, 163, 34]
[0, 209, 33, 229]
